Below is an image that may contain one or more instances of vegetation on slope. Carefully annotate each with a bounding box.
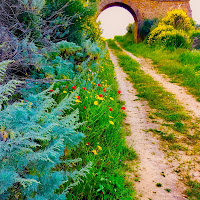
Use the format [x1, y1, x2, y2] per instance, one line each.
[0, 0, 136, 199]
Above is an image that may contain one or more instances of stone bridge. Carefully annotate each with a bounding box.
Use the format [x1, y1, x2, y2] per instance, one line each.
[98, 0, 192, 42]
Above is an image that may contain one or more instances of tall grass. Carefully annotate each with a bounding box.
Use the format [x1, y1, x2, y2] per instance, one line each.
[60, 52, 137, 199]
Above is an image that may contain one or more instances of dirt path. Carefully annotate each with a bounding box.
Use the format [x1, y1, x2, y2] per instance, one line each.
[115, 42, 200, 119]
[109, 48, 187, 200]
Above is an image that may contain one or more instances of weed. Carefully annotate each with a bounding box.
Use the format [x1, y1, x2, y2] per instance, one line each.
[165, 188, 171, 192]
[156, 183, 162, 187]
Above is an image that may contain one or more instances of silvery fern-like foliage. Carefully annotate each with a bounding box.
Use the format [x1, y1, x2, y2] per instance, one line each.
[0, 86, 91, 199]
[0, 60, 22, 107]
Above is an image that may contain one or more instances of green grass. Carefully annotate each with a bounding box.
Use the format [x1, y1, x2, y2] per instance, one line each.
[186, 180, 200, 200]
[55, 52, 137, 199]
[107, 40, 190, 129]
[115, 34, 200, 102]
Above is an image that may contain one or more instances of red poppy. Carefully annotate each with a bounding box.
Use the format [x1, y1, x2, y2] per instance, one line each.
[83, 106, 86, 109]
[118, 91, 121, 94]
[109, 108, 113, 111]
[97, 84, 101, 87]
[60, 110, 62, 112]
[103, 88, 106, 92]
[77, 96, 80, 100]
[65, 86, 68, 89]
[50, 89, 53, 92]
[82, 87, 86, 90]
[122, 106, 125, 110]
[72, 86, 76, 90]
[55, 94, 57, 96]
[99, 94, 103, 97]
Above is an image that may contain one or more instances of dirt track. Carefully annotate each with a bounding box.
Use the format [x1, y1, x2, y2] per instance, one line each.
[109, 48, 187, 200]
[115, 42, 200, 119]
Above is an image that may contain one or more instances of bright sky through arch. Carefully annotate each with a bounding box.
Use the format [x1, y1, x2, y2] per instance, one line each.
[190, 0, 200, 24]
[97, 7, 134, 39]
[97, 0, 200, 39]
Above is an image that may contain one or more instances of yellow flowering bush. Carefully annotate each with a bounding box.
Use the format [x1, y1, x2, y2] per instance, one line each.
[147, 24, 174, 45]
[147, 9, 194, 48]
[161, 9, 194, 32]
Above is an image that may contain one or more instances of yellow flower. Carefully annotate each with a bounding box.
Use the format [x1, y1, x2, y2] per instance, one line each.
[63, 91, 67, 93]
[75, 100, 81, 103]
[94, 101, 98, 105]
[92, 150, 98, 155]
[109, 121, 114, 125]
[109, 116, 114, 118]
[97, 97, 104, 101]
[97, 146, 102, 150]
[110, 97, 114, 101]
[87, 91, 90, 94]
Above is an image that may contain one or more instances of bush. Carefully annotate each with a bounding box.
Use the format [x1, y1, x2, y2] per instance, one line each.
[126, 23, 135, 34]
[147, 24, 174, 45]
[159, 30, 190, 48]
[190, 30, 200, 50]
[161, 9, 194, 32]
[140, 18, 158, 40]
[147, 9, 193, 48]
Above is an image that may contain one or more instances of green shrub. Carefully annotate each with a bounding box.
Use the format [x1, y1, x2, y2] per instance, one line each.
[161, 9, 194, 32]
[140, 18, 158, 40]
[126, 23, 135, 34]
[147, 9, 194, 49]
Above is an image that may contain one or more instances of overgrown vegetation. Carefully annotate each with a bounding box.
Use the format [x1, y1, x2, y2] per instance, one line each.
[0, 0, 136, 199]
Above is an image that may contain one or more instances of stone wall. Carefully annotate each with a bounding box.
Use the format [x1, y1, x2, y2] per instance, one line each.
[98, 0, 192, 42]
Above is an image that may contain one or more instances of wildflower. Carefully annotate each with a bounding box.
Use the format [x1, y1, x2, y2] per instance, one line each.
[97, 146, 102, 150]
[55, 94, 57, 96]
[75, 100, 81, 103]
[97, 83, 101, 87]
[77, 96, 81, 100]
[109, 108, 113, 111]
[65, 86, 68, 89]
[86, 142, 90, 145]
[72, 86, 76, 90]
[83, 87, 86, 90]
[122, 106, 126, 110]
[118, 91, 121, 94]
[83, 106, 86, 109]
[109, 121, 114, 125]
[110, 97, 114, 101]
[25, 100, 27, 102]
[103, 88, 106, 92]
[109, 116, 114, 118]
[99, 94, 103, 97]
[94, 101, 98, 105]
[92, 150, 98, 155]
[63, 91, 67, 93]
[50, 89, 53, 92]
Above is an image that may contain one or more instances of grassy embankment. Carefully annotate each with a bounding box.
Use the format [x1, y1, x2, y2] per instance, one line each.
[55, 51, 137, 199]
[107, 39, 200, 200]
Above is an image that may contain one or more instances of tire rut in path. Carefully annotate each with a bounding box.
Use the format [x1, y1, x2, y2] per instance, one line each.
[115, 42, 200, 119]
[108, 48, 186, 200]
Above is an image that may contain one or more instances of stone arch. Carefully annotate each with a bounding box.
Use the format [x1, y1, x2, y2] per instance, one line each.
[98, 0, 142, 43]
